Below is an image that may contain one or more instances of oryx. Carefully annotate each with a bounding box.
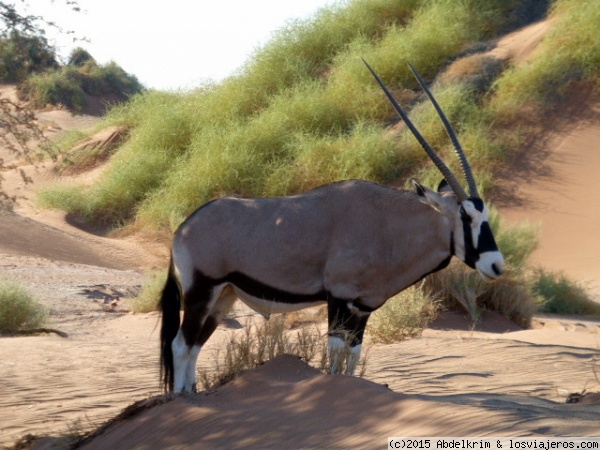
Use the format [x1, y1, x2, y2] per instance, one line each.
[160, 61, 505, 393]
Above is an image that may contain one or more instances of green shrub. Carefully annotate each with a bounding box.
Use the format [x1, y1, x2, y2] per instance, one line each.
[68, 47, 96, 67]
[533, 269, 600, 316]
[40, 0, 548, 231]
[0, 31, 58, 82]
[0, 280, 47, 334]
[18, 59, 143, 111]
[368, 286, 437, 344]
[132, 269, 167, 313]
[18, 68, 86, 110]
[490, 0, 600, 120]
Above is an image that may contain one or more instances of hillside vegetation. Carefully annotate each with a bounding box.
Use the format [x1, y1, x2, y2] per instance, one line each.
[40, 0, 579, 230]
[38, 0, 600, 324]
[16, 48, 143, 112]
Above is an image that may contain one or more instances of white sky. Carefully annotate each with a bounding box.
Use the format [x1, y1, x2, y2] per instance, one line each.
[26, 0, 335, 91]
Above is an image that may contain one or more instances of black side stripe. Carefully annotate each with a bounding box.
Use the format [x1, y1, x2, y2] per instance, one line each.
[192, 270, 328, 304]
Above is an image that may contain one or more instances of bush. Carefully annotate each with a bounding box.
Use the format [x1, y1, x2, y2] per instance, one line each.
[490, 0, 600, 120]
[424, 262, 537, 328]
[18, 68, 86, 110]
[0, 31, 58, 82]
[368, 286, 438, 344]
[533, 269, 600, 316]
[68, 47, 96, 67]
[0, 280, 47, 334]
[132, 269, 167, 313]
[18, 59, 143, 111]
[198, 316, 348, 391]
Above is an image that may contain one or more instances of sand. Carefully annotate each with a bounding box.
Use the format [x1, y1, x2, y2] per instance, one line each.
[1, 19, 599, 450]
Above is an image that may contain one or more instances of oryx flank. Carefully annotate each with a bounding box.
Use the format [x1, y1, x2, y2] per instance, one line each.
[160, 61, 505, 393]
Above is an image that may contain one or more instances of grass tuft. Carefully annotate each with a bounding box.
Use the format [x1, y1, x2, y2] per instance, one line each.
[368, 286, 438, 344]
[533, 269, 600, 316]
[0, 280, 47, 334]
[198, 316, 323, 390]
[132, 269, 167, 313]
[198, 314, 370, 391]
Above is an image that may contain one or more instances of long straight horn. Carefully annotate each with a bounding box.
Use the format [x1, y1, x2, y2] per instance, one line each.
[363, 59, 468, 201]
[407, 62, 480, 199]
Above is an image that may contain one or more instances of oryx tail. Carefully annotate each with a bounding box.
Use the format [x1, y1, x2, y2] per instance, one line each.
[160, 259, 181, 392]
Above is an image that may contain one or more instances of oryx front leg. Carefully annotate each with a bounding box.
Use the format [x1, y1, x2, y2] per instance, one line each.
[327, 299, 371, 376]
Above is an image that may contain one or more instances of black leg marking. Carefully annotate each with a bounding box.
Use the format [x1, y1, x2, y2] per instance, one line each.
[197, 315, 220, 347]
[327, 299, 371, 347]
[181, 272, 215, 346]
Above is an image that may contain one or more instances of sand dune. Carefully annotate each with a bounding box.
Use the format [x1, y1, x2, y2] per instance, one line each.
[80, 351, 600, 449]
[499, 107, 600, 293]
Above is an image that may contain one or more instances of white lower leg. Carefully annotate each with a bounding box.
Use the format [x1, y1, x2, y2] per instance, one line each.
[184, 344, 202, 392]
[173, 340, 202, 393]
[172, 330, 192, 393]
[328, 335, 347, 375]
[345, 344, 362, 376]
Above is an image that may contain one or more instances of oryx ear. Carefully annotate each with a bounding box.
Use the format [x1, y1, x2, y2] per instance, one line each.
[437, 179, 452, 193]
[412, 179, 445, 211]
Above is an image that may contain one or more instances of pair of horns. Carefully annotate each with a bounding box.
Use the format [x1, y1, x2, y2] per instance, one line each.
[363, 60, 479, 201]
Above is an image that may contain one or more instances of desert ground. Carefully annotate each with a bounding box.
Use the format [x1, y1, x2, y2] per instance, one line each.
[1, 19, 599, 449]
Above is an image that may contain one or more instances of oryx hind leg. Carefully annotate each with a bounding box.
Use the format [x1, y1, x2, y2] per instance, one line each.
[174, 281, 237, 393]
[327, 299, 371, 376]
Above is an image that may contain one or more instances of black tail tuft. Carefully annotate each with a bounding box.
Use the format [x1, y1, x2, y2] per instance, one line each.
[160, 258, 181, 392]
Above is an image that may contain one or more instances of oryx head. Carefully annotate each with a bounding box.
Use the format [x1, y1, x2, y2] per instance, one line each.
[365, 60, 505, 281]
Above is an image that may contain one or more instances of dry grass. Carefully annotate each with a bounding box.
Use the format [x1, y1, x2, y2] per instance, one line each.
[198, 314, 369, 391]
[0, 279, 47, 334]
[368, 286, 438, 344]
[533, 268, 600, 316]
[132, 269, 167, 313]
[424, 262, 537, 328]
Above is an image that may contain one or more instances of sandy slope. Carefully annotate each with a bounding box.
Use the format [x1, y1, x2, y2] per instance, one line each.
[498, 95, 600, 293]
[1, 19, 600, 449]
[81, 353, 600, 450]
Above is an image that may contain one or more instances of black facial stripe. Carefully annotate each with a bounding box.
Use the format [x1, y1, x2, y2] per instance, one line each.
[477, 221, 499, 253]
[461, 212, 478, 269]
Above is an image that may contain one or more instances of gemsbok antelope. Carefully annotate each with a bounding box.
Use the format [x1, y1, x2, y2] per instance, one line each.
[160, 61, 505, 393]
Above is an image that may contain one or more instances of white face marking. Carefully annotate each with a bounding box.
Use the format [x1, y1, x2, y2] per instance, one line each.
[476, 251, 505, 281]
[461, 200, 488, 248]
[459, 200, 505, 280]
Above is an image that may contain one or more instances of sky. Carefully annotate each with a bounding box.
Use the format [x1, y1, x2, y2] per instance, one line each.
[26, 0, 335, 91]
